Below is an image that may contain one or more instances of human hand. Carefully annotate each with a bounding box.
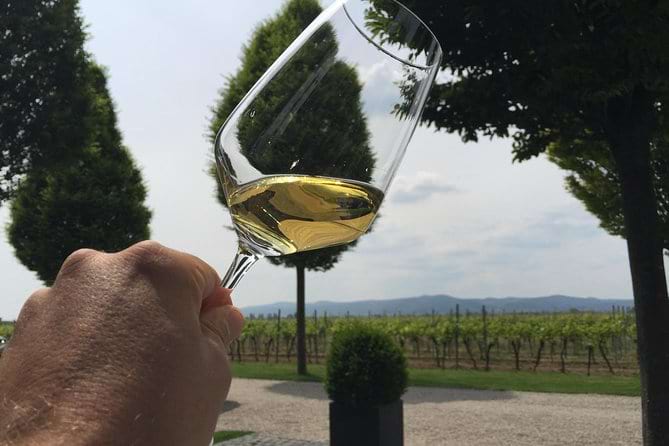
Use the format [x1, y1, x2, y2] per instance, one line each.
[0, 241, 244, 446]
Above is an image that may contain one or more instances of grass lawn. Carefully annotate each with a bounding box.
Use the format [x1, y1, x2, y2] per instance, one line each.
[213, 430, 253, 443]
[232, 362, 640, 397]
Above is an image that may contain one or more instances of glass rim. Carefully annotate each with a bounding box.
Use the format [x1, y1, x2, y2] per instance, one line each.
[342, 0, 443, 70]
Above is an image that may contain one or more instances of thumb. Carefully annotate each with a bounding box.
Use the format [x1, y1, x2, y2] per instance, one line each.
[200, 304, 244, 349]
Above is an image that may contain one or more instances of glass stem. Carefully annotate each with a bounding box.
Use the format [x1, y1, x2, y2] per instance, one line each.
[221, 246, 261, 289]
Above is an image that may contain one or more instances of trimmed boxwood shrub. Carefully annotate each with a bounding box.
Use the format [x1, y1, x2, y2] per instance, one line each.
[325, 321, 408, 406]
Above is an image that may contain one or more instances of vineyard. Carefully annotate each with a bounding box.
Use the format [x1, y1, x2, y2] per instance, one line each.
[234, 306, 638, 375]
[0, 308, 638, 375]
[0, 322, 13, 339]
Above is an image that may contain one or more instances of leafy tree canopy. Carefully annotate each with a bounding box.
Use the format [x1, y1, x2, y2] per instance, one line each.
[373, 0, 669, 253]
[372, 0, 668, 159]
[548, 131, 669, 251]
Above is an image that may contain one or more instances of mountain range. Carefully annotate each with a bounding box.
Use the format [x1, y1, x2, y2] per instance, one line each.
[240, 294, 633, 316]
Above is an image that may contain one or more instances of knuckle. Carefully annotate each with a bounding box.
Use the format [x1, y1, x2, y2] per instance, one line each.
[27, 288, 50, 304]
[58, 248, 100, 277]
[202, 320, 230, 349]
[126, 241, 165, 262]
[132, 240, 165, 254]
[122, 241, 167, 269]
[15, 289, 49, 329]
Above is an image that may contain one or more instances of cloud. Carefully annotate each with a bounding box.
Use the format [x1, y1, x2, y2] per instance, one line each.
[389, 171, 459, 203]
[354, 59, 407, 116]
[490, 211, 604, 251]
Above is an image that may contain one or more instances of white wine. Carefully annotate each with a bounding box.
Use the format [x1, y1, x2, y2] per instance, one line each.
[228, 175, 383, 255]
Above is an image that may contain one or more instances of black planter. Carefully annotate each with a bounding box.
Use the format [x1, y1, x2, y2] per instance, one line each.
[329, 399, 403, 446]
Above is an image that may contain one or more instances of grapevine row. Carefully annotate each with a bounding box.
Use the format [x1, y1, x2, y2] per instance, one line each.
[233, 307, 637, 374]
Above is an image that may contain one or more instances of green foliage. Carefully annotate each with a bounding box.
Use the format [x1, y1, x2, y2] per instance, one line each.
[207, 0, 323, 146]
[325, 321, 408, 406]
[6, 64, 151, 285]
[378, 0, 668, 158]
[370, 0, 669, 248]
[0, 324, 14, 339]
[236, 310, 637, 374]
[0, 0, 94, 203]
[208, 0, 375, 272]
[212, 431, 253, 442]
[548, 134, 669, 251]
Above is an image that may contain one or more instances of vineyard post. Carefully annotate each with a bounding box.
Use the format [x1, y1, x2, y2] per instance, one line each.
[276, 309, 281, 363]
[482, 305, 490, 371]
[314, 310, 319, 364]
[297, 267, 307, 375]
[323, 310, 328, 354]
[455, 304, 460, 369]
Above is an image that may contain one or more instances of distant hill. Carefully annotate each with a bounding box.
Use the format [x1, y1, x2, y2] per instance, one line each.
[240, 294, 633, 317]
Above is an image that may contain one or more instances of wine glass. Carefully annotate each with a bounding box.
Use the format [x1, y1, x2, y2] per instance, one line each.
[215, 0, 442, 289]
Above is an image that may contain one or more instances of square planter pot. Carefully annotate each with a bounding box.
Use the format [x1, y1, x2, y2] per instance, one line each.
[329, 399, 403, 446]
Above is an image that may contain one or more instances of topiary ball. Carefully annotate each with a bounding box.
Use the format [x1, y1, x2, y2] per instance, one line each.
[325, 321, 408, 407]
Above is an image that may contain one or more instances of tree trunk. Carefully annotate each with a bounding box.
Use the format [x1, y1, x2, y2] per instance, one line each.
[253, 338, 259, 361]
[607, 87, 669, 446]
[463, 338, 477, 369]
[432, 338, 440, 368]
[511, 340, 521, 371]
[598, 341, 615, 375]
[485, 342, 494, 371]
[314, 335, 319, 364]
[533, 340, 545, 372]
[286, 337, 295, 360]
[296, 265, 307, 375]
[265, 339, 273, 363]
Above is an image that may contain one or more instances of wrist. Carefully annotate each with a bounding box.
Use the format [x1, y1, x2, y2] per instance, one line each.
[0, 357, 136, 446]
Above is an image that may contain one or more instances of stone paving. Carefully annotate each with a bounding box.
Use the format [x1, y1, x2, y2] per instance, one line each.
[215, 433, 327, 446]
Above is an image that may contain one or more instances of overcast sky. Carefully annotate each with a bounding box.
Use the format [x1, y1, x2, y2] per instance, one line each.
[0, 0, 641, 320]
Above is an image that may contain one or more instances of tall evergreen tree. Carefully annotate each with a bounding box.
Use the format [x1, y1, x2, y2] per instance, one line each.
[209, 0, 375, 374]
[0, 0, 94, 203]
[7, 63, 152, 285]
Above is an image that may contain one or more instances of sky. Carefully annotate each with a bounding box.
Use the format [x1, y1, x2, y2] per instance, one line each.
[0, 0, 640, 320]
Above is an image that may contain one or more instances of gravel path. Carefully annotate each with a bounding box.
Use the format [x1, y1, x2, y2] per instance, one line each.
[216, 434, 326, 446]
[216, 379, 641, 445]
